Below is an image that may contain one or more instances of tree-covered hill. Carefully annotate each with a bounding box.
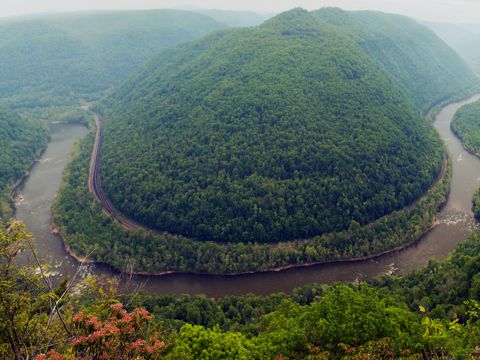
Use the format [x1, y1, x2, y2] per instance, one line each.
[0, 109, 48, 218]
[450, 99, 480, 219]
[0, 10, 225, 115]
[451, 99, 480, 154]
[98, 7, 460, 245]
[315, 8, 479, 113]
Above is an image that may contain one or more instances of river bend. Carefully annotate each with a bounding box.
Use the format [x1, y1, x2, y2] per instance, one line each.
[14, 94, 480, 297]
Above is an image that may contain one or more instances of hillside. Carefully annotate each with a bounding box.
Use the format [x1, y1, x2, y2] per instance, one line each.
[315, 9, 479, 113]
[0, 10, 225, 115]
[451, 99, 480, 219]
[98, 8, 450, 245]
[425, 21, 480, 74]
[451, 99, 480, 154]
[0, 109, 48, 218]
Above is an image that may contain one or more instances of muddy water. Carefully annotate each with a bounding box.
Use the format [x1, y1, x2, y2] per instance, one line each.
[15, 95, 480, 297]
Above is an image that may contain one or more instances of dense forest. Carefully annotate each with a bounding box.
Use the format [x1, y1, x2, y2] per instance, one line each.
[4, 6, 480, 359]
[124, 227, 480, 358]
[0, 10, 225, 117]
[52, 128, 451, 273]
[451, 99, 480, 154]
[5, 220, 480, 359]
[97, 8, 465, 246]
[0, 109, 48, 218]
[0, 10, 230, 219]
[451, 99, 480, 219]
[315, 8, 479, 114]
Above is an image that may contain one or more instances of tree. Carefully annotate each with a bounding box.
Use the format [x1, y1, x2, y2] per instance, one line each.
[0, 220, 70, 359]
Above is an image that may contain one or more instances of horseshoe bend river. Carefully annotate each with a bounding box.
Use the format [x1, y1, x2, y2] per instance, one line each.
[14, 94, 480, 297]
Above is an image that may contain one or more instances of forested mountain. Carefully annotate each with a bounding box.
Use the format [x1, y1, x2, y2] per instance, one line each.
[97, 7, 476, 245]
[451, 99, 480, 219]
[315, 8, 479, 113]
[0, 10, 225, 115]
[451, 99, 480, 154]
[0, 109, 48, 217]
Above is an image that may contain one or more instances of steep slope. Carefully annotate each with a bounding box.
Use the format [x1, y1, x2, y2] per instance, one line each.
[424, 21, 480, 74]
[450, 99, 480, 219]
[451, 99, 480, 154]
[315, 8, 479, 113]
[0, 10, 225, 114]
[0, 109, 48, 218]
[98, 8, 444, 244]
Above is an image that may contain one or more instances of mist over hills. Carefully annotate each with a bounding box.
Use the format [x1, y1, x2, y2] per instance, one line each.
[316, 8, 479, 113]
[180, 8, 273, 27]
[424, 20, 480, 73]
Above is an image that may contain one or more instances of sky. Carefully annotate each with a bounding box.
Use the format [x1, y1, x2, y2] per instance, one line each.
[1, 0, 480, 24]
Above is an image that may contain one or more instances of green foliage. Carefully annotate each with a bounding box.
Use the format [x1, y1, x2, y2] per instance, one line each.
[315, 8, 480, 114]
[124, 291, 290, 334]
[452, 99, 480, 155]
[0, 220, 69, 358]
[99, 8, 449, 245]
[251, 285, 424, 357]
[119, 228, 480, 358]
[375, 230, 480, 320]
[0, 108, 48, 218]
[167, 324, 255, 359]
[0, 10, 225, 115]
[5, 221, 480, 358]
[451, 99, 480, 219]
[129, 283, 480, 359]
[52, 130, 451, 273]
[474, 188, 480, 221]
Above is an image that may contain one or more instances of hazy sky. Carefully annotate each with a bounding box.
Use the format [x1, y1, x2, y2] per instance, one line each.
[2, 0, 480, 24]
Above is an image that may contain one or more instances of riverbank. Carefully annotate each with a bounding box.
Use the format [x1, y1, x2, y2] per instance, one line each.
[13, 97, 480, 295]
[50, 99, 452, 276]
[1, 140, 49, 219]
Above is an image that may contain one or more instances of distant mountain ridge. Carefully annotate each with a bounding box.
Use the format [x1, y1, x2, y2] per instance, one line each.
[423, 20, 480, 74]
[0, 109, 47, 218]
[316, 8, 479, 113]
[186, 8, 273, 27]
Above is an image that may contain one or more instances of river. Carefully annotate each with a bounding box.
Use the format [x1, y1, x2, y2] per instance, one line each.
[14, 94, 480, 297]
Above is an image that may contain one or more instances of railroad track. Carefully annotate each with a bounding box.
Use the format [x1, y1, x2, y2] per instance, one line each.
[89, 114, 160, 233]
[88, 113, 448, 236]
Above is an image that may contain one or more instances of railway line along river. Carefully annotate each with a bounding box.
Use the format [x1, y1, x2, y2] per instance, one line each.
[14, 94, 480, 297]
